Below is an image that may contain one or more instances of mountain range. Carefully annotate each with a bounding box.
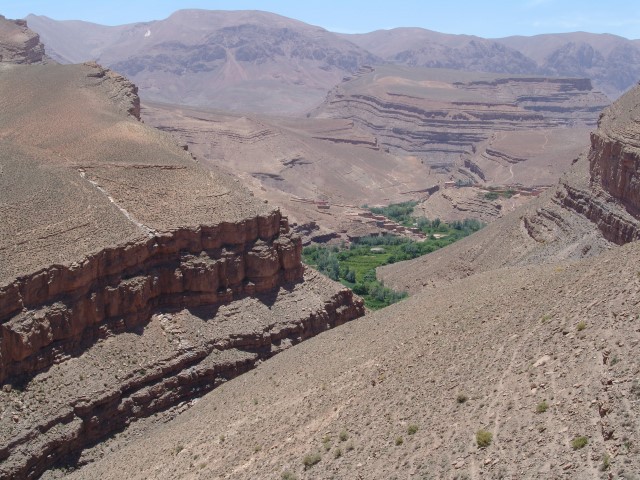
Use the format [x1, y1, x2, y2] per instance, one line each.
[25, 10, 640, 114]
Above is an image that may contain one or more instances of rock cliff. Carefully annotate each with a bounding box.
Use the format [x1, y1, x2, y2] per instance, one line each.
[0, 53, 363, 478]
[0, 16, 45, 64]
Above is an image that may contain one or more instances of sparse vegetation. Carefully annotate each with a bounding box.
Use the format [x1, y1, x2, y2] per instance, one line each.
[303, 216, 482, 309]
[281, 471, 297, 480]
[395, 436, 404, 446]
[600, 453, 611, 471]
[577, 321, 587, 331]
[302, 452, 322, 469]
[476, 430, 493, 448]
[175, 444, 184, 455]
[571, 436, 588, 450]
[407, 424, 419, 435]
[369, 201, 418, 225]
[536, 401, 549, 413]
[456, 393, 468, 404]
[483, 189, 516, 201]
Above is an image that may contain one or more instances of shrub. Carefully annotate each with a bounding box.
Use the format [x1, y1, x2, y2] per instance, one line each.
[334, 448, 342, 459]
[577, 321, 586, 331]
[536, 401, 549, 413]
[339, 430, 348, 442]
[395, 436, 404, 446]
[476, 430, 493, 448]
[407, 424, 418, 435]
[600, 453, 611, 471]
[572, 436, 588, 450]
[281, 471, 297, 480]
[345, 441, 354, 452]
[302, 452, 322, 469]
[457, 393, 468, 404]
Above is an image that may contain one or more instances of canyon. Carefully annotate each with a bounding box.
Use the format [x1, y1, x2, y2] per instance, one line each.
[65, 83, 640, 480]
[0, 10, 639, 480]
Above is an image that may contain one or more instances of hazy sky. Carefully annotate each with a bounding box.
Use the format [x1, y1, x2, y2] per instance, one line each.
[1, 0, 639, 39]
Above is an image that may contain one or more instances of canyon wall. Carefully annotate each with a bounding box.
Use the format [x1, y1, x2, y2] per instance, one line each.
[313, 66, 609, 167]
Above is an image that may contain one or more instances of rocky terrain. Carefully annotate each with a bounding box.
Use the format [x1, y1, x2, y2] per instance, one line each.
[380, 82, 640, 294]
[0, 14, 45, 63]
[345, 28, 640, 99]
[25, 10, 379, 115]
[141, 101, 437, 244]
[0, 18, 363, 479]
[137, 64, 609, 238]
[311, 65, 608, 224]
[61, 72, 640, 480]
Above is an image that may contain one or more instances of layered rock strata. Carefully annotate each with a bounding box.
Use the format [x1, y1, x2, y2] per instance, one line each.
[313, 65, 609, 165]
[0, 16, 45, 64]
[554, 83, 640, 244]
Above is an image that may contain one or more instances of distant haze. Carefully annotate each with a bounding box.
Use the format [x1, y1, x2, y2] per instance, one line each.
[3, 0, 640, 39]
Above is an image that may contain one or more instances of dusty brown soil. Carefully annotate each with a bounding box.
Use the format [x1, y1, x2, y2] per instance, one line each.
[66, 237, 640, 480]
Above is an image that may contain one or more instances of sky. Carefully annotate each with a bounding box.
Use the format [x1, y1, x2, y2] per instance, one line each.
[1, 0, 639, 39]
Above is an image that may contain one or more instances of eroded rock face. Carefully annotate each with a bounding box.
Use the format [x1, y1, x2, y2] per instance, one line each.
[0, 16, 45, 64]
[589, 84, 640, 217]
[551, 84, 640, 244]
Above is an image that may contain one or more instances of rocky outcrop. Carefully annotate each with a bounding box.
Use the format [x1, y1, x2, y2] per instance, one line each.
[0, 212, 297, 383]
[84, 61, 141, 120]
[0, 16, 45, 64]
[589, 85, 640, 217]
[550, 84, 640, 244]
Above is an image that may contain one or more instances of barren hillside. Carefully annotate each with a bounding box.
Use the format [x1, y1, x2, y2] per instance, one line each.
[345, 28, 640, 99]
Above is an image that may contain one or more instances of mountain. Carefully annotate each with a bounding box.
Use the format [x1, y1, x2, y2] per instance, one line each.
[25, 10, 379, 114]
[343, 28, 539, 74]
[63, 83, 640, 480]
[345, 28, 640, 99]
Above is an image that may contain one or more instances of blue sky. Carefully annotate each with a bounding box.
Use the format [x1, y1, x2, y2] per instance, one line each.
[1, 0, 639, 39]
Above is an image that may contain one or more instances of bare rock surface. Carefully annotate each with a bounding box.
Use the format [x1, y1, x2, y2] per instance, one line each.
[0, 15, 45, 64]
[312, 65, 609, 167]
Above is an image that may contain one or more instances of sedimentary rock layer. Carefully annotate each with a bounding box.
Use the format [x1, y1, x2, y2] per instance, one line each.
[0, 16, 45, 64]
[313, 65, 609, 165]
